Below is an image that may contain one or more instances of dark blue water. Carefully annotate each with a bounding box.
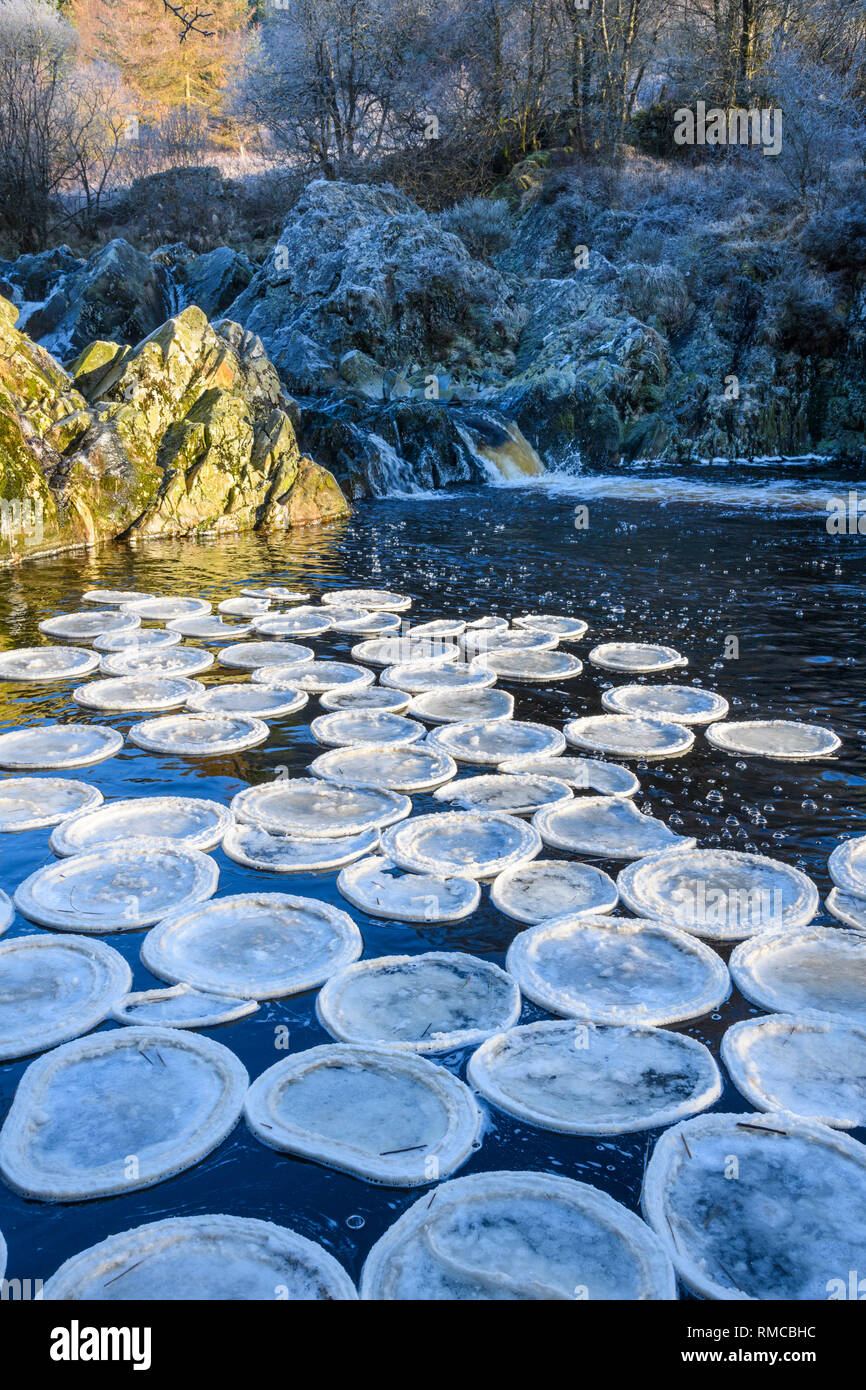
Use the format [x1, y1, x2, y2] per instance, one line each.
[1, 470, 865, 1294]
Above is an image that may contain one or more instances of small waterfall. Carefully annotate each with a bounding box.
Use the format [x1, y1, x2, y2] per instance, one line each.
[454, 411, 545, 482]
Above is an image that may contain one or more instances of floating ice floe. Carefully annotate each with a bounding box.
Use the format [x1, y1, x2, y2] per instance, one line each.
[111, 984, 258, 1029]
[253, 608, 334, 637]
[319, 686, 411, 713]
[506, 914, 730, 1025]
[72, 675, 203, 713]
[490, 859, 618, 923]
[0, 646, 100, 682]
[242, 587, 311, 603]
[317, 951, 521, 1052]
[513, 614, 588, 642]
[564, 714, 695, 759]
[94, 628, 182, 653]
[729, 926, 866, 1024]
[826, 888, 866, 930]
[122, 597, 212, 621]
[352, 637, 459, 667]
[380, 661, 496, 693]
[186, 682, 307, 719]
[82, 589, 154, 606]
[101, 646, 215, 679]
[468, 1020, 721, 1135]
[39, 610, 140, 642]
[311, 744, 457, 793]
[828, 834, 866, 899]
[0, 935, 131, 1060]
[464, 615, 508, 632]
[427, 719, 566, 765]
[471, 649, 583, 682]
[252, 660, 374, 692]
[461, 629, 557, 658]
[642, 1111, 866, 1300]
[141, 892, 362, 998]
[245, 1043, 482, 1185]
[165, 616, 252, 641]
[360, 1170, 677, 1300]
[601, 684, 729, 724]
[498, 754, 640, 797]
[218, 596, 270, 617]
[381, 810, 541, 879]
[216, 640, 314, 671]
[128, 712, 270, 756]
[0, 891, 11, 936]
[223, 822, 379, 873]
[0, 776, 103, 832]
[14, 838, 218, 932]
[533, 795, 692, 858]
[706, 718, 841, 759]
[232, 778, 409, 837]
[310, 709, 425, 749]
[0, 1026, 248, 1202]
[337, 854, 480, 922]
[322, 588, 412, 612]
[407, 619, 467, 638]
[0, 723, 123, 771]
[588, 642, 687, 673]
[49, 795, 232, 856]
[434, 772, 573, 817]
[409, 686, 514, 724]
[721, 1012, 866, 1129]
[42, 1214, 356, 1301]
[617, 847, 819, 940]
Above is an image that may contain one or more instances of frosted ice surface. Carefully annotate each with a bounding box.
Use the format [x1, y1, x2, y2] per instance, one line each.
[722, 1013, 866, 1129]
[601, 684, 729, 724]
[464, 615, 508, 632]
[564, 715, 694, 759]
[242, 587, 310, 602]
[320, 686, 410, 713]
[111, 985, 258, 1029]
[498, 755, 640, 797]
[0, 890, 11, 936]
[706, 719, 841, 759]
[434, 773, 573, 816]
[533, 796, 691, 858]
[337, 854, 480, 922]
[223, 821, 379, 872]
[0, 935, 131, 1060]
[826, 888, 866, 930]
[322, 589, 411, 611]
[165, 616, 252, 641]
[186, 683, 307, 718]
[828, 834, 866, 898]
[310, 709, 426, 748]
[217, 641, 314, 670]
[72, 676, 202, 712]
[311, 744, 457, 793]
[513, 614, 588, 641]
[253, 660, 374, 692]
[0, 776, 103, 832]
[253, 608, 334, 637]
[82, 589, 154, 606]
[128, 712, 269, 755]
[94, 628, 181, 653]
[101, 647, 214, 678]
[589, 643, 687, 673]
[472, 650, 583, 682]
[409, 687, 514, 724]
[381, 662, 496, 693]
[218, 596, 270, 617]
[461, 629, 557, 657]
[122, 597, 211, 621]
[730, 927, 866, 1024]
[0, 646, 100, 681]
[49, 795, 231, 856]
[0, 723, 123, 771]
[352, 637, 459, 667]
[408, 619, 467, 638]
[232, 778, 409, 837]
[381, 810, 541, 878]
[39, 610, 140, 641]
[428, 720, 566, 765]
[329, 610, 401, 635]
[491, 859, 618, 923]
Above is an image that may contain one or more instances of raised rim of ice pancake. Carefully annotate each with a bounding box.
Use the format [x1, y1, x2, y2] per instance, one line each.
[222, 822, 380, 873]
[321, 588, 412, 611]
[616, 847, 820, 940]
[81, 589, 154, 606]
[828, 834, 866, 898]
[826, 887, 866, 931]
[408, 686, 514, 724]
[319, 686, 411, 713]
[498, 754, 640, 797]
[49, 795, 232, 856]
[38, 609, 141, 642]
[0, 1025, 248, 1202]
[641, 1110, 866, 1300]
[427, 719, 566, 765]
[310, 744, 458, 793]
[127, 712, 270, 756]
[563, 714, 695, 759]
[467, 1019, 721, 1135]
[0, 934, 131, 1060]
[337, 854, 481, 922]
[380, 809, 541, 879]
[434, 772, 573, 817]
[470, 648, 583, 682]
[14, 838, 219, 932]
[0, 890, 11, 936]
[184, 682, 308, 718]
[600, 683, 730, 724]
[0, 723, 124, 771]
[705, 718, 841, 759]
[121, 596, 212, 621]
[490, 858, 618, 923]
[351, 637, 460, 668]
[729, 926, 866, 1023]
[588, 642, 688, 673]
[42, 1213, 357, 1300]
[231, 778, 410, 838]
[721, 1011, 866, 1129]
[72, 675, 204, 713]
[380, 661, 497, 694]
[0, 1228, 5, 1281]
[215, 640, 314, 671]
[533, 795, 692, 858]
[252, 608, 334, 637]
[506, 913, 730, 1025]
[310, 709, 426, 749]
[316, 951, 521, 1053]
[0, 645, 101, 682]
[513, 613, 589, 641]
[110, 984, 259, 1030]
[140, 891, 363, 999]
[360, 1169, 677, 1300]
[0, 776, 104, 832]
[100, 646, 215, 678]
[251, 659, 375, 692]
[244, 1042, 482, 1186]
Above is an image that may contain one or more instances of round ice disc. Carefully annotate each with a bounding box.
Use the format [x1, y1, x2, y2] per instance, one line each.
[0, 891, 11, 936]
[471, 649, 583, 682]
[14, 838, 218, 932]
[826, 888, 866, 930]
[409, 687, 514, 724]
[185, 683, 307, 719]
[141, 892, 362, 999]
[729, 927, 866, 1024]
[533, 796, 692, 858]
[0, 935, 131, 1061]
[311, 744, 457, 793]
[0, 776, 103, 832]
[381, 662, 496, 694]
[111, 984, 258, 1030]
[82, 589, 154, 606]
[352, 638, 459, 668]
[337, 854, 480, 923]
[601, 684, 729, 724]
[589, 642, 687, 673]
[223, 822, 379, 873]
[0, 1026, 247, 1202]
[0, 646, 100, 682]
[72, 676, 202, 713]
[242, 587, 310, 603]
[165, 616, 251, 641]
[706, 719, 841, 759]
[319, 686, 410, 713]
[0, 723, 123, 771]
[434, 773, 573, 817]
[322, 588, 411, 612]
[310, 710, 425, 749]
[381, 810, 541, 879]
[39, 610, 140, 642]
[217, 641, 314, 671]
[232, 779, 409, 838]
[828, 835, 866, 898]
[94, 628, 182, 653]
[468, 1020, 721, 1135]
[722, 1012, 866, 1129]
[128, 713, 269, 756]
[513, 614, 588, 641]
[360, 1169, 676, 1300]
[407, 619, 467, 638]
[506, 914, 730, 1025]
[218, 596, 270, 618]
[461, 629, 557, 657]
[329, 610, 401, 636]
[317, 951, 521, 1053]
[42, 1214, 356, 1301]
[617, 847, 819, 940]
[253, 609, 334, 637]
[491, 859, 618, 923]
[245, 1043, 482, 1186]
[465, 615, 508, 631]
[498, 754, 640, 797]
[123, 597, 212, 621]
[564, 715, 694, 759]
[101, 647, 215, 678]
[428, 720, 566, 766]
[252, 660, 374, 693]
[50, 796, 231, 856]
[642, 1110, 866, 1300]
